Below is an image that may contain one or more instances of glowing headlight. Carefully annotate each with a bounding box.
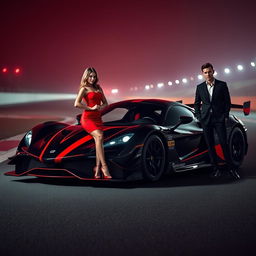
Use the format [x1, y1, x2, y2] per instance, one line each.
[104, 133, 134, 147]
[24, 130, 32, 147]
[122, 135, 131, 143]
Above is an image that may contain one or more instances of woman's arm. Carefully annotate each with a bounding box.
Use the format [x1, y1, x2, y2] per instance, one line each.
[99, 86, 108, 110]
[74, 87, 95, 110]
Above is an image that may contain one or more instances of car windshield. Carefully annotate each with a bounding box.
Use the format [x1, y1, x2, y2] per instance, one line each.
[102, 101, 165, 125]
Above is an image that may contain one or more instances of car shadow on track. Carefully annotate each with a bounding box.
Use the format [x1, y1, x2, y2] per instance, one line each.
[10, 167, 247, 189]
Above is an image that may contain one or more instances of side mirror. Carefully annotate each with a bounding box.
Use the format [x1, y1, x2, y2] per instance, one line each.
[179, 115, 193, 124]
[169, 115, 193, 132]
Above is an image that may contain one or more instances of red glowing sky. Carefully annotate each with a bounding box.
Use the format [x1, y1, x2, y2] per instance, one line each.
[1, 0, 256, 94]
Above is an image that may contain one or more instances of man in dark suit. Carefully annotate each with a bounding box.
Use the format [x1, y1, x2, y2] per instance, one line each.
[194, 63, 240, 179]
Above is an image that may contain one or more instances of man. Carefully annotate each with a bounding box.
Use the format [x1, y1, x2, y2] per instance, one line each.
[194, 63, 240, 179]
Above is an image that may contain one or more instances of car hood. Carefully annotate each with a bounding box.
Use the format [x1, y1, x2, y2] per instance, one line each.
[27, 124, 140, 162]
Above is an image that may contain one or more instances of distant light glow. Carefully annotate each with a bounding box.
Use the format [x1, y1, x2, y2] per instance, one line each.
[123, 59, 256, 94]
[2, 68, 8, 73]
[157, 83, 164, 88]
[14, 68, 20, 74]
[224, 68, 230, 74]
[237, 65, 243, 71]
[182, 78, 188, 83]
[111, 89, 118, 94]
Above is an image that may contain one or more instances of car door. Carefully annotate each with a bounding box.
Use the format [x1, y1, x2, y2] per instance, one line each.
[164, 105, 204, 161]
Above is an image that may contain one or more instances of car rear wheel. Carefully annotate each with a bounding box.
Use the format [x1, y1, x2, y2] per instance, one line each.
[142, 134, 166, 181]
[229, 127, 246, 167]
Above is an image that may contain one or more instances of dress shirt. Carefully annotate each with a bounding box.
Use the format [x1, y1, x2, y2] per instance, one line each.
[206, 79, 215, 101]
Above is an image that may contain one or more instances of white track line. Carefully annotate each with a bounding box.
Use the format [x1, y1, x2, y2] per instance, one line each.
[0, 148, 17, 163]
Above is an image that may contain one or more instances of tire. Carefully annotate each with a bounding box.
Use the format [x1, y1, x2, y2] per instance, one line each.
[228, 127, 246, 167]
[142, 134, 166, 181]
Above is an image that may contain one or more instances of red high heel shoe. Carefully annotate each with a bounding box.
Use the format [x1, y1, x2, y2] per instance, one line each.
[101, 165, 112, 179]
[93, 166, 101, 179]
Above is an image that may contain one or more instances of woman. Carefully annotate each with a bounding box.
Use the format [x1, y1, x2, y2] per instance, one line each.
[74, 67, 112, 179]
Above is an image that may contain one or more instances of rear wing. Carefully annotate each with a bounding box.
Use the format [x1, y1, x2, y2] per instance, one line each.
[180, 101, 251, 116]
[231, 101, 251, 116]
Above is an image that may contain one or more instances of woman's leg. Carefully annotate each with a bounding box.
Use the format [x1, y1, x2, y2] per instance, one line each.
[90, 130, 111, 177]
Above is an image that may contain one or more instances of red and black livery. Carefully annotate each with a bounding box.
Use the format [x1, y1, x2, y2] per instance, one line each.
[6, 99, 250, 181]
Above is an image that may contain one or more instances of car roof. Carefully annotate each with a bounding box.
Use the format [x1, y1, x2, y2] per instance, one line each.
[102, 99, 194, 116]
[109, 98, 181, 107]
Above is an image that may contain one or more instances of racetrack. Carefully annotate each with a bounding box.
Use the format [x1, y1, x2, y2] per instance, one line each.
[0, 100, 256, 256]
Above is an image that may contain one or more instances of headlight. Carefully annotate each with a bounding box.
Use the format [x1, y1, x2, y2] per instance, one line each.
[104, 133, 134, 147]
[24, 130, 32, 147]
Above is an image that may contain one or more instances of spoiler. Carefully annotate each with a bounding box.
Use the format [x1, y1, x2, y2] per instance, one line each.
[180, 101, 251, 116]
[231, 101, 251, 116]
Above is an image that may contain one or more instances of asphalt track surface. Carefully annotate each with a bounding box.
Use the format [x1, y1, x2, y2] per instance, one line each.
[0, 100, 256, 256]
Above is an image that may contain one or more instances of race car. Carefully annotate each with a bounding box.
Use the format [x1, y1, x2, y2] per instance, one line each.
[5, 99, 250, 181]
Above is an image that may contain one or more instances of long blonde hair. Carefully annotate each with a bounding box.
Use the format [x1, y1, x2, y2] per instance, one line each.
[80, 67, 100, 90]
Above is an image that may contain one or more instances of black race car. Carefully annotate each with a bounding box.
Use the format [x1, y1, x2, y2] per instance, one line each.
[5, 99, 250, 181]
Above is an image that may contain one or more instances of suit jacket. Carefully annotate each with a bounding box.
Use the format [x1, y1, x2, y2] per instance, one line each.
[194, 79, 231, 125]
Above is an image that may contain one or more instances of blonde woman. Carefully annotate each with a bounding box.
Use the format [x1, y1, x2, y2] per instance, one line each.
[74, 67, 112, 179]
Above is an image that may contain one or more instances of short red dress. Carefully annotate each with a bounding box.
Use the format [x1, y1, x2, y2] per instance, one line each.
[81, 91, 103, 133]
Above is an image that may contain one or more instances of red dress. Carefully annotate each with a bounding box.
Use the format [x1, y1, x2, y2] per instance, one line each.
[81, 91, 103, 133]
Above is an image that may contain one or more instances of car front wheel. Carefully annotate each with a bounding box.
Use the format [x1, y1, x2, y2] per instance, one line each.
[142, 134, 166, 181]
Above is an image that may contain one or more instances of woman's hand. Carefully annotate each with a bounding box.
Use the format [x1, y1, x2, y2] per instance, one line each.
[98, 105, 104, 111]
[90, 105, 100, 111]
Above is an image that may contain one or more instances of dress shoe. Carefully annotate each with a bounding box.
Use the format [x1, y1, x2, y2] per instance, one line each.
[102, 174, 112, 179]
[229, 168, 240, 180]
[210, 168, 221, 178]
[93, 166, 101, 179]
[101, 165, 112, 179]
